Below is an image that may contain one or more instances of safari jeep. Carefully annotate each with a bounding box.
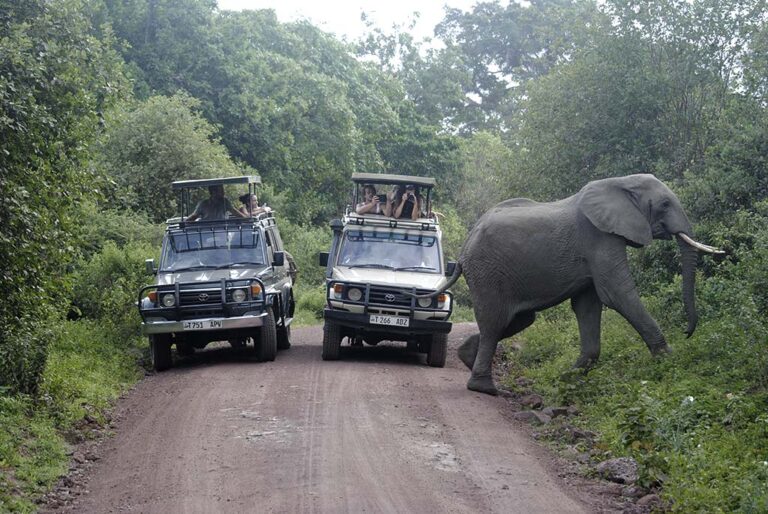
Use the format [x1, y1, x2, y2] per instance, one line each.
[319, 173, 454, 367]
[138, 176, 295, 371]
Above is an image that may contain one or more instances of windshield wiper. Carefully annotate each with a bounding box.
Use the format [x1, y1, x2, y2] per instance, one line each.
[394, 266, 437, 272]
[162, 265, 214, 272]
[218, 261, 265, 268]
[347, 263, 395, 270]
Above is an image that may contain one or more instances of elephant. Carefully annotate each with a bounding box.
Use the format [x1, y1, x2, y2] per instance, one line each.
[430, 174, 723, 396]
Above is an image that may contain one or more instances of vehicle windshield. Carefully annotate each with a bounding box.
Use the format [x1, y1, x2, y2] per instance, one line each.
[337, 230, 441, 273]
[159, 227, 265, 272]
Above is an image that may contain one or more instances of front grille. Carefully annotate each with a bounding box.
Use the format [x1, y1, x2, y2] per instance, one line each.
[179, 287, 222, 306]
[139, 279, 265, 321]
[368, 286, 414, 308]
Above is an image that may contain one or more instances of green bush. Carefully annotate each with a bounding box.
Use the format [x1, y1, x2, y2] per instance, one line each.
[294, 284, 327, 326]
[71, 241, 157, 341]
[0, 314, 57, 395]
[278, 219, 332, 288]
[74, 201, 164, 261]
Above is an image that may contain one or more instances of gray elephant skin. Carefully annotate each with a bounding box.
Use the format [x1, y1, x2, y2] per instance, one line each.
[434, 174, 721, 396]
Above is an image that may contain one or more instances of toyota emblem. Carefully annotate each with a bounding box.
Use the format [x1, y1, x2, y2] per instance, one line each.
[198, 293, 209, 302]
[384, 293, 396, 302]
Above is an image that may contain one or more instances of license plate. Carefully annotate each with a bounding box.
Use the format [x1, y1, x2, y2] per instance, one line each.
[182, 320, 223, 331]
[369, 315, 410, 327]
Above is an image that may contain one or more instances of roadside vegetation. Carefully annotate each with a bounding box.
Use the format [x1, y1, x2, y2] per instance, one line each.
[1, 0, 766, 511]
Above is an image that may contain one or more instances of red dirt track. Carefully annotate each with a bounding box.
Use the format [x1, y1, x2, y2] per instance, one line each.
[47, 324, 616, 513]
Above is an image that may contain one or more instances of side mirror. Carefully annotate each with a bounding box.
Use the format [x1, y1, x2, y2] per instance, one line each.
[445, 261, 457, 277]
[319, 252, 329, 267]
[145, 258, 157, 275]
[272, 251, 285, 267]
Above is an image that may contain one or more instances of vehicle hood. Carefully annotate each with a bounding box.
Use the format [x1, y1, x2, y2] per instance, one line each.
[332, 267, 444, 290]
[156, 267, 269, 285]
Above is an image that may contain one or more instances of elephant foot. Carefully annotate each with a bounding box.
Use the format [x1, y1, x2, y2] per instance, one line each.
[457, 334, 480, 370]
[467, 375, 498, 396]
[574, 355, 598, 369]
[650, 343, 672, 357]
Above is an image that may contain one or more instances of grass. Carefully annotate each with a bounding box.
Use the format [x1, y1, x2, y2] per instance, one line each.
[503, 289, 768, 511]
[0, 319, 144, 511]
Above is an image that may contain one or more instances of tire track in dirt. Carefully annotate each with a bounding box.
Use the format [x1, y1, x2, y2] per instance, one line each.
[48, 324, 602, 513]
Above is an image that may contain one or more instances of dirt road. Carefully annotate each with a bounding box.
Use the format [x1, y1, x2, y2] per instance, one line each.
[49, 324, 611, 513]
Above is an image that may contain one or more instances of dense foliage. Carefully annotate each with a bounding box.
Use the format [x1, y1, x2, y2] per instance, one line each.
[1, 0, 767, 510]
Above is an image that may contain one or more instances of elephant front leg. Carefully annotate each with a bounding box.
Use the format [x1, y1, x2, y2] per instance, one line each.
[571, 286, 603, 368]
[593, 252, 670, 356]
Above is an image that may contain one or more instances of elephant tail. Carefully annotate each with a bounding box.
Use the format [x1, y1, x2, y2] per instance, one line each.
[409, 262, 463, 299]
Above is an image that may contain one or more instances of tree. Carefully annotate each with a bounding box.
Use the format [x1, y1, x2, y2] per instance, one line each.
[96, 93, 247, 222]
[512, 0, 767, 199]
[0, 0, 129, 393]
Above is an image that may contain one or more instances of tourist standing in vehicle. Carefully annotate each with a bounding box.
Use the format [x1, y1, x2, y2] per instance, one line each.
[393, 184, 423, 220]
[239, 193, 269, 217]
[355, 184, 386, 215]
[186, 184, 246, 221]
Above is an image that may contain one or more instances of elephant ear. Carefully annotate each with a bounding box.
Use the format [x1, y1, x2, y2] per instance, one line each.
[578, 177, 652, 246]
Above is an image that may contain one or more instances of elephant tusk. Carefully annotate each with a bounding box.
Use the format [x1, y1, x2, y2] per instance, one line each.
[677, 233, 725, 254]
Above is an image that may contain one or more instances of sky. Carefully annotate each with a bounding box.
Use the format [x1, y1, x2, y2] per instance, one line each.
[216, 0, 479, 42]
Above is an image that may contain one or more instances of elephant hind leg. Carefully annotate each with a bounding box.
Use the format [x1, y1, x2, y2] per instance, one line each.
[467, 311, 537, 396]
[457, 334, 479, 370]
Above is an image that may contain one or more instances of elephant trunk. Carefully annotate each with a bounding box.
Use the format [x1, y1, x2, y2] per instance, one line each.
[677, 236, 699, 337]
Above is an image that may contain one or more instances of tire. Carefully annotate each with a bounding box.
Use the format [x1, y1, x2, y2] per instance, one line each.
[277, 324, 291, 350]
[322, 321, 342, 360]
[255, 308, 277, 362]
[150, 335, 172, 372]
[427, 332, 448, 368]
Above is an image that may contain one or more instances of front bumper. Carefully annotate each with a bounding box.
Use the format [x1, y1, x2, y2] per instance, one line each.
[324, 309, 452, 336]
[141, 312, 268, 335]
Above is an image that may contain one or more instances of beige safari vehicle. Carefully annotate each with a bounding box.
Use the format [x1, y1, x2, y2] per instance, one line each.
[318, 173, 455, 367]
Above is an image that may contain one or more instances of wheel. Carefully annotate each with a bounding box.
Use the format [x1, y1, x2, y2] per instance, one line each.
[427, 332, 448, 368]
[150, 335, 172, 371]
[322, 321, 342, 360]
[176, 341, 195, 356]
[255, 308, 277, 362]
[277, 324, 291, 350]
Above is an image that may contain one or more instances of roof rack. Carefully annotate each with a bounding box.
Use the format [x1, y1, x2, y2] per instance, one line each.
[165, 211, 277, 230]
[171, 175, 261, 190]
[343, 212, 439, 232]
[351, 173, 436, 188]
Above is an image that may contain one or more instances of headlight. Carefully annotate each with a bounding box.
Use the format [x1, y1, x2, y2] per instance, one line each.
[437, 293, 448, 309]
[232, 288, 246, 302]
[331, 283, 343, 300]
[417, 296, 433, 308]
[347, 287, 363, 302]
[161, 293, 176, 307]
